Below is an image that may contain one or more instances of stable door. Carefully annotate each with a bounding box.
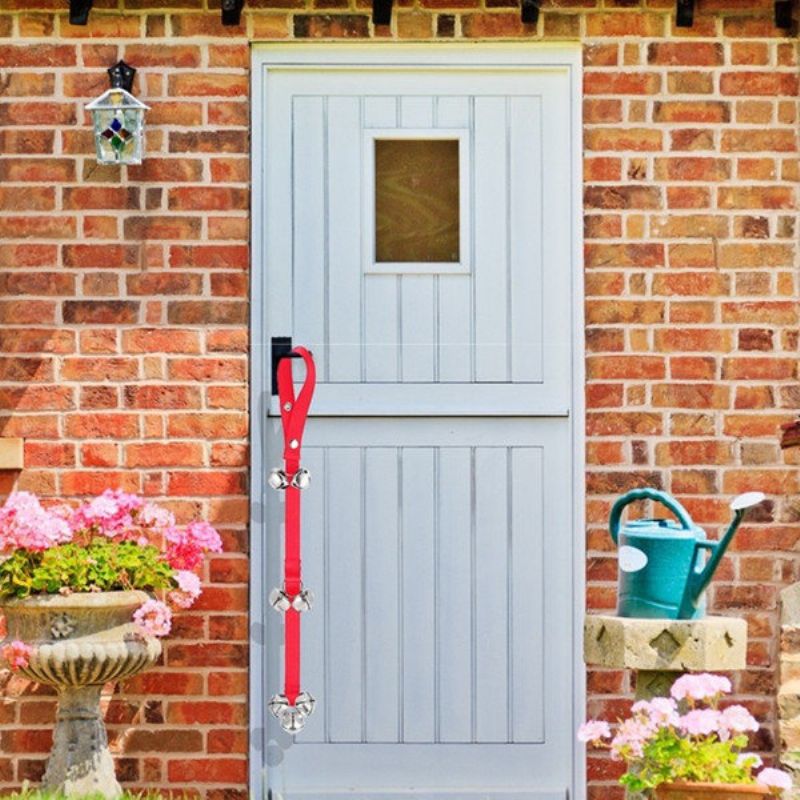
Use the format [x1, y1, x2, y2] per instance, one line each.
[251, 45, 582, 800]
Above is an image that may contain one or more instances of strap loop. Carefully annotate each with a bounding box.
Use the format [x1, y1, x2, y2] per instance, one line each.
[274, 347, 316, 726]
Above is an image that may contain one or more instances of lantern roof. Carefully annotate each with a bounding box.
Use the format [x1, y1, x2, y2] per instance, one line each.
[85, 87, 149, 112]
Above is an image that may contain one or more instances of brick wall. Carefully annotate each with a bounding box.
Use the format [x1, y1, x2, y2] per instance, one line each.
[0, 1, 797, 796]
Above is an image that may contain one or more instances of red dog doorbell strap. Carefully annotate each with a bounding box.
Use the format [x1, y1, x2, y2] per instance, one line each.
[267, 346, 317, 734]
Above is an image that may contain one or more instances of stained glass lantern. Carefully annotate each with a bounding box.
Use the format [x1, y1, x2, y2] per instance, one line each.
[85, 60, 149, 166]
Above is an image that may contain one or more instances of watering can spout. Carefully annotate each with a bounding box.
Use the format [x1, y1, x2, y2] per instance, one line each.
[680, 491, 766, 618]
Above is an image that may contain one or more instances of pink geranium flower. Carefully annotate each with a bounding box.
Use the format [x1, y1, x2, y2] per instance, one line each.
[719, 704, 759, 738]
[578, 720, 612, 744]
[0, 492, 72, 552]
[1, 640, 32, 671]
[632, 697, 680, 729]
[185, 521, 223, 553]
[71, 488, 143, 539]
[133, 599, 172, 638]
[670, 672, 731, 703]
[165, 521, 222, 571]
[756, 768, 792, 794]
[168, 570, 202, 610]
[679, 709, 721, 737]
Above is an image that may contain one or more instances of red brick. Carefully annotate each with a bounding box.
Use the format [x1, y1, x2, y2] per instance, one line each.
[80, 443, 119, 468]
[167, 471, 246, 496]
[126, 443, 203, 467]
[126, 272, 203, 295]
[123, 44, 202, 67]
[168, 73, 248, 98]
[722, 358, 796, 380]
[63, 301, 139, 325]
[167, 414, 248, 439]
[0, 216, 75, 239]
[123, 216, 202, 240]
[124, 386, 202, 410]
[61, 358, 139, 381]
[0, 45, 76, 67]
[168, 758, 247, 783]
[647, 42, 723, 65]
[62, 244, 142, 269]
[587, 357, 665, 380]
[170, 245, 249, 269]
[584, 72, 661, 95]
[721, 72, 799, 96]
[122, 329, 202, 354]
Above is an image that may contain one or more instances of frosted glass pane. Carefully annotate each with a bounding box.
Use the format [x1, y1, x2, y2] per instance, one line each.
[375, 139, 460, 263]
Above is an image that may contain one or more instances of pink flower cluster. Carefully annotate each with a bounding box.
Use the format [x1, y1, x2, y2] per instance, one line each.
[0, 492, 72, 553]
[168, 570, 203, 610]
[165, 521, 223, 571]
[1, 640, 33, 671]
[133, 598, 173, 638]
[757, 768, 793, 794]
[670, 673, 732, 703]
[577, 672, 792, 795]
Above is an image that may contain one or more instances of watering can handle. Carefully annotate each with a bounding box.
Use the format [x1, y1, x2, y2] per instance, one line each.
[609, 487, 695, 544]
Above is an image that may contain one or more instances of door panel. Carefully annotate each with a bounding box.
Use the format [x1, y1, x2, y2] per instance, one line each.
[266, 69, 572, 416]
[258, 52, 579, 800]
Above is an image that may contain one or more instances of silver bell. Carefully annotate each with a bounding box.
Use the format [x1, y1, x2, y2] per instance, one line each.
[294, 691, 316, 717]
[291, 588, 314, 612]
[290, 468, 311, 490]
[269, 587, 292, 613]
[280, 706, 307, 734]
[268, 469, 289, 490]
[268, 693, 290, 719]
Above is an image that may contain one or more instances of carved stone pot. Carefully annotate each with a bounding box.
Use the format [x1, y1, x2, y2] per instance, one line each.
[655, 783, 773, 800]
[2, 590, 161, 799]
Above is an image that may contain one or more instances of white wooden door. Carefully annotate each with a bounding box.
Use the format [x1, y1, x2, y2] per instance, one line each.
[251, 46, 582, 800]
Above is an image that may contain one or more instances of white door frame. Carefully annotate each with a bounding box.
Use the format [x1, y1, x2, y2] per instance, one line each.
[249, 43, 585, 800]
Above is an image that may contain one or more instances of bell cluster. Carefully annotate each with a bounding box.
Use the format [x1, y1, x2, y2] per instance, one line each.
[269, 691, 317, 734]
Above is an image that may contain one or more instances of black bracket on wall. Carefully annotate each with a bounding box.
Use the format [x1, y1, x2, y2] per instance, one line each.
[69, 0, 93, 25]
[222, 0, 245, 26]
[520, 0, 540, 24]
[774, 0, 793, 27]
[373, 0, 393, 26]
[675, 0, 695, 27]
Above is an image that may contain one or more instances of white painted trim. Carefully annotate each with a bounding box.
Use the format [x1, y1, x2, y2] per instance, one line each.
[250, 44, 585, 800]
[363, 128, 471, 275]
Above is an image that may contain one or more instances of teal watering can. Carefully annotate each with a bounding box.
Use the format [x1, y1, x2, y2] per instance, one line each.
[609, 487, 765, 620]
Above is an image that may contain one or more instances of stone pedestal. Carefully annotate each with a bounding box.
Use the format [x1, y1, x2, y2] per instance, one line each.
[43, 685, 120, 797]
[584, 614, 748, 700]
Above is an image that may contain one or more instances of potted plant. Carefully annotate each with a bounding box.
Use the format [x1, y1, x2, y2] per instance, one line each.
[578, 673, 793, 799]
[0, 489, 222, 799]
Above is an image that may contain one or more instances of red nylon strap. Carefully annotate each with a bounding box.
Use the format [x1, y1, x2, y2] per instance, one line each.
[276, 347, 315, 706]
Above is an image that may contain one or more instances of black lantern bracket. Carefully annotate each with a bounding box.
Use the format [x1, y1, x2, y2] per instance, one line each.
[108, 60, 136, 93]
[774, 0, 793, 28]
[675, 0, 695, 27]
[69, 0, 93, 25]
[521, 0, 541, 24]
[222, 0, 245, 26]
[372, 0, 393, 25]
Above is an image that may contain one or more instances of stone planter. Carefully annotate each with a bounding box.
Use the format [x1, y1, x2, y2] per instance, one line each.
[2, 590, 162, 799]
[655, 783, 773, 800]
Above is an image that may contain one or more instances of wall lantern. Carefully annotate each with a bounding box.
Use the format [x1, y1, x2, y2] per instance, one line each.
[85, 60, 149, 166]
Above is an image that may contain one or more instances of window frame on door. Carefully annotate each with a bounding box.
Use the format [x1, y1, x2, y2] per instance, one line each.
[363, 127, 472, 275]
[250, 43, 586, 800]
